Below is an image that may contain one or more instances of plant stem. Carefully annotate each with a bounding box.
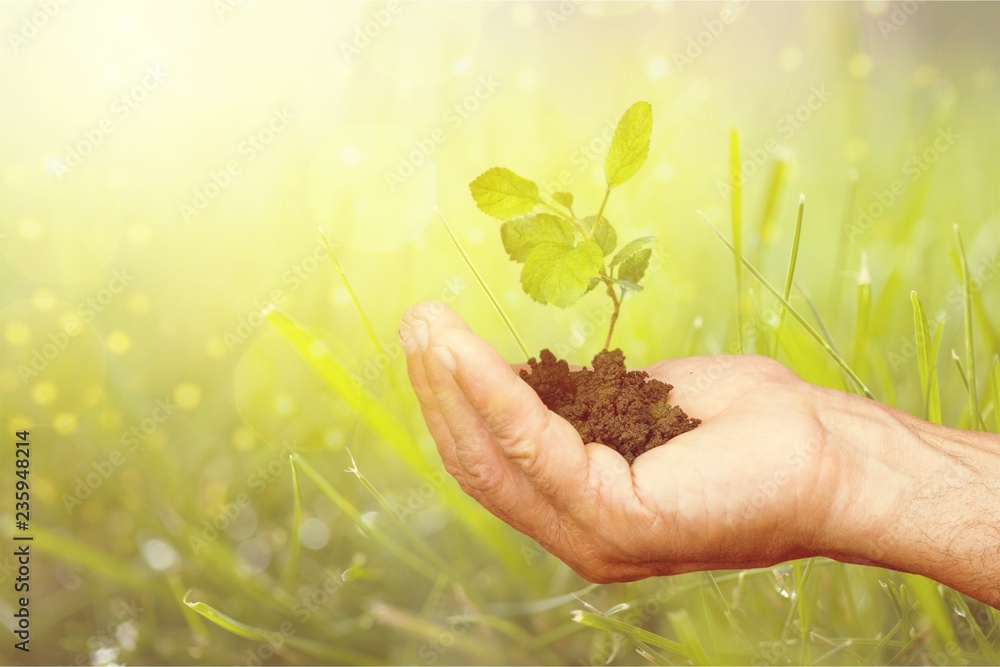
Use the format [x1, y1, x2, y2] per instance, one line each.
[601, 276, 621, 351]
[540, 200, 591, 240]
[594, 187, 611, 228]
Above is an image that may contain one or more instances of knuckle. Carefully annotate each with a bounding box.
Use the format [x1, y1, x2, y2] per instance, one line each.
[462, 459, 506, 496]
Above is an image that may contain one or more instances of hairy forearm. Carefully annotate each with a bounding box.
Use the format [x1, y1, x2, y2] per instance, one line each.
[814, 386, 1000, 607]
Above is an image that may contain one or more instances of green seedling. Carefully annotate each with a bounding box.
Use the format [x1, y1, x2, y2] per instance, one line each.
[466, 102, 700, 465]
[468, 101, 656, 352]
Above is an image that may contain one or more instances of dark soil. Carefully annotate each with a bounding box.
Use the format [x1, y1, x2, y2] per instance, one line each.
[519, 348, 700, 464]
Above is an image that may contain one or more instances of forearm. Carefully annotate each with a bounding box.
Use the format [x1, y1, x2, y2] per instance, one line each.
[814, 386, 1000, 607]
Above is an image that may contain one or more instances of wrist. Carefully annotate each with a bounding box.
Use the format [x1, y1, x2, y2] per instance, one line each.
[811, 386, 1000, 606]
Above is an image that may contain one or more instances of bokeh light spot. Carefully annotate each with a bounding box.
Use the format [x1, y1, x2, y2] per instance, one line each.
[647, 58, 668, 78]
[32, 290, 57, 311]
[173, 383, 202, 411]
[31, 381, 57, 406]
[106, 330, 132, 355]
[53, 412, 78, 435]
[4, 322, 30, 346]
[300, 517, 331, 550]
[232, 426, 256, 451]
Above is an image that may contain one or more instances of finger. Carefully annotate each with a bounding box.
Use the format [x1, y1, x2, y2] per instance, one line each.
[401, 302, 537, 510]
[409, 301, 591, 503]
[402, 331, 461, 476]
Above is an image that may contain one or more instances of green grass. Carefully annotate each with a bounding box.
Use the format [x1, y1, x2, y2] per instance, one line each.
[11, 5, 999, 665]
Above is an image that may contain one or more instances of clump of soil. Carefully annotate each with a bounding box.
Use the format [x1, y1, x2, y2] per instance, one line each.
[519, 348, 700, 464]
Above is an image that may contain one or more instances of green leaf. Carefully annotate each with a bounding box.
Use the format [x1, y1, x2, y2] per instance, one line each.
[617, 279, 642, 294]
[469, 167, 540, 219]
[618, 247, 652, 285]
[604, 101, 653, 188]
[183, 592, 378, 664]
[611, 236, 654, 267]
[500, 213, 575, 262]
[520, 240, 604, 307]
[553, 191, 574, 209]
[581, 215, 618, 255]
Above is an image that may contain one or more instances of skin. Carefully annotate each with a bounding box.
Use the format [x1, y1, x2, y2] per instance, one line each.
[399, 301, 1000, 608]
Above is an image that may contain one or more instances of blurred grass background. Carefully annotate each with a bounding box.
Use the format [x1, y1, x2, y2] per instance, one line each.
[1, 1, 999, 664]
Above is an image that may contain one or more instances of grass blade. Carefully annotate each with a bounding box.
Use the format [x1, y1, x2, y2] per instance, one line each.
[700, 213, 874, 398]
[992, 355, 1000, 432]
[730, 127, 745, 353]
[852, 252, 872, 383]
[669, 609, 713, 665]
[265, 305, 526, 570]
[319, 228, 404, 394]
[2, 524, 147, 588]
[911, 292, 942, 423]
[684, 315, 704, 356]
[435, 207, 530, 358]
[281, 454, 304, 591]
[183, 592, 378, 664]
[793, 559, 811, 665]
[756, 156, 791, 255]
[906, 576, 957, 649]
[832, 168, 859, 317]
[949, 590, 999, 662]
[344, 449, 461, 583]
[572, 610, 688, 659]
[293, 454, 443, 582]
[954, 225, 985, 430]
[772, 194, 806, 358]
[265, 305, 431, 475]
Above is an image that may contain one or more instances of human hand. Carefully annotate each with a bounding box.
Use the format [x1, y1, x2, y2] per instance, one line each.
[399, 301, 1000, 606]
[399, 301, 850, 580]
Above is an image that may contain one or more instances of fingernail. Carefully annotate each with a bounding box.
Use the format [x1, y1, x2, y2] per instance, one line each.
[398, 321, 417, 354]
[431, 345, 457, 374]
[411, 319, 429, 351]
